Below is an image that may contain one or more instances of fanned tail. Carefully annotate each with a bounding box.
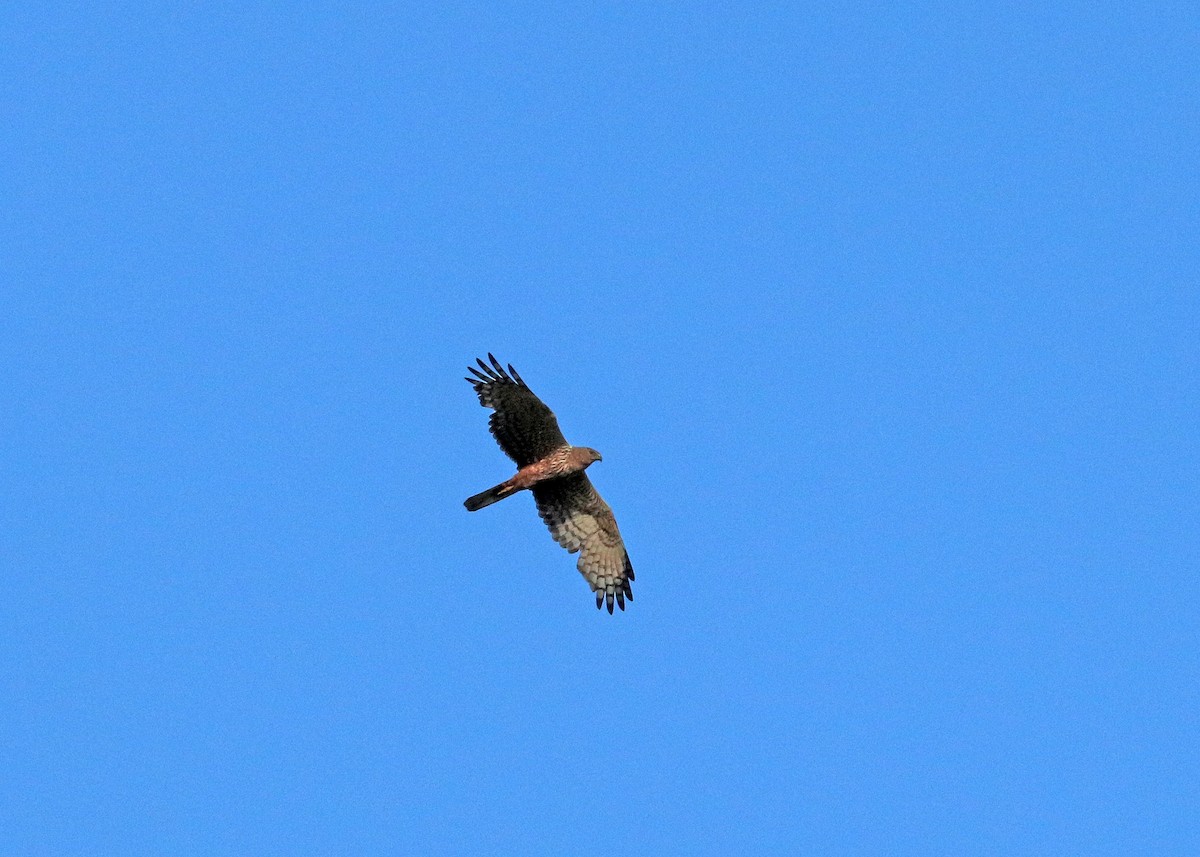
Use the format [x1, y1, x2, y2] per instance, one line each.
[464, 481, 518, 511]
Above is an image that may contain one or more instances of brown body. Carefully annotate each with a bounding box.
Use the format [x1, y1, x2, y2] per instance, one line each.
[464, 446, 601, 511]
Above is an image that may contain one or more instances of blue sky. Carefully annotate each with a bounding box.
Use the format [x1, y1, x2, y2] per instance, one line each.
[3, 3, 1197, 854]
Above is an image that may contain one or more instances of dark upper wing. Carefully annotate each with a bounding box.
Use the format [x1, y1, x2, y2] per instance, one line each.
[465, 354, 568, 466]
[532, 473, 635, 614]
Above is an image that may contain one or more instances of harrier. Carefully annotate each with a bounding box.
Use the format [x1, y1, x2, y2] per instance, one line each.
[463, 354, 634, 613]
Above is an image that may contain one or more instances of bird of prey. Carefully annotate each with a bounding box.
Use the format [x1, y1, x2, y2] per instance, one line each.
[463, 354, 635, 613]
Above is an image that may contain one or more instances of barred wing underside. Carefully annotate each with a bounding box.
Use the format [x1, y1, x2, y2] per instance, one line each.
[532, 473, 634, 613]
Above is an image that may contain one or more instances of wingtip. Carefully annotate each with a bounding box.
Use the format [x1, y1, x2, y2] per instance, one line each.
[470, 355, 522, 385]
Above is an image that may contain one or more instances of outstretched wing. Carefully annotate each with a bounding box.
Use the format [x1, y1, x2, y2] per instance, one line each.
[532, 473, 635, 614]
[466, 354, 569, 467]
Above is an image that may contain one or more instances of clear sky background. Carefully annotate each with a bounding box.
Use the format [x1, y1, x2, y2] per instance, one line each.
[3, 3, 1197, 855]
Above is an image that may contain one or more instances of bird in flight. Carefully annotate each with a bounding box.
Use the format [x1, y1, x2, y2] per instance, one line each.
[463, 354, 635, 613]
